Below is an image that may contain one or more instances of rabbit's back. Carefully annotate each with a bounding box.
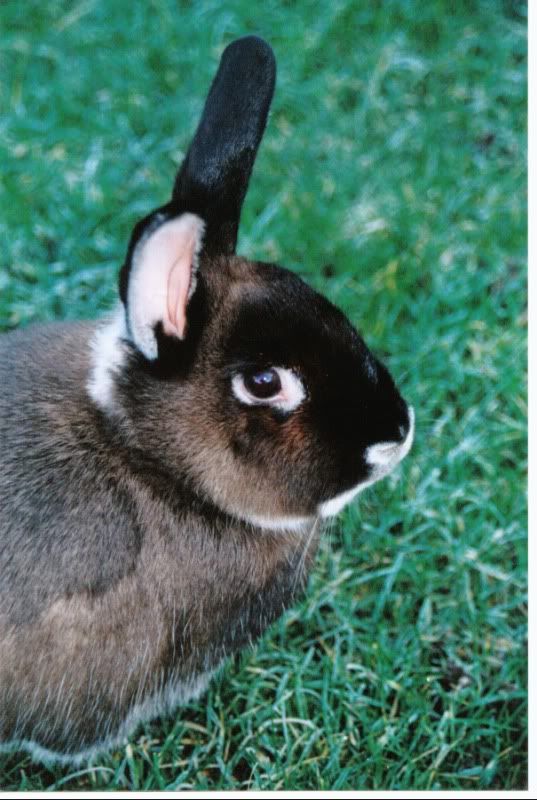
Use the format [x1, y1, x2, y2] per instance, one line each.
[0, 322, 143, 626]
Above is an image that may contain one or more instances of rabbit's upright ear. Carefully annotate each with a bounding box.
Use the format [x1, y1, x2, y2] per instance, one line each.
[172, 36, 276, 255]
[119, 36, 276, 361]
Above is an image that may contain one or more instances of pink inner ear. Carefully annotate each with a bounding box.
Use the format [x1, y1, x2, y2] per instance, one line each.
[164, 225, 200, 339]
[128, 214, 205, 360]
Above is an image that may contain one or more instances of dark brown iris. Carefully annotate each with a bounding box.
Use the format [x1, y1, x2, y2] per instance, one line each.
[243, 368, 281, 399]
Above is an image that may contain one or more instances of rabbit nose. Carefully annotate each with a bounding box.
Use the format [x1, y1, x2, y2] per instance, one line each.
[366, 407, 415, 470]
[397, 405, 412, 442]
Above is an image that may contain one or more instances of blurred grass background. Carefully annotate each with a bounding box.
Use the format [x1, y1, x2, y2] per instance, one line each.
[0, 0, 527, 790]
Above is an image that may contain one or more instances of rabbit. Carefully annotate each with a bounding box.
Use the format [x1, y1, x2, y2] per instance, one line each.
[0, 36, 414, 764]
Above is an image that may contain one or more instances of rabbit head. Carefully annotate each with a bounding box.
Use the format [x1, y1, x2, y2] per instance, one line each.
[88, 36, 413, 532]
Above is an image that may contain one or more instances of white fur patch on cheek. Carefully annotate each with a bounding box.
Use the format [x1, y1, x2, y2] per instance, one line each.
[86, 306, 128, 413]
[127, 213, 205, 360]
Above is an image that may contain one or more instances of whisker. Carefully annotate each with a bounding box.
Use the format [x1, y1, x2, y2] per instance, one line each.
[293, 516, 321, 594]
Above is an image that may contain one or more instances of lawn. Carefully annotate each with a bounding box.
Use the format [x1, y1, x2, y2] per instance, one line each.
[0, 0, 527, 791]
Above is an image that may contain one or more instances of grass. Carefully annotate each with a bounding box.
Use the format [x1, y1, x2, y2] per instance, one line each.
[0, 0, 527, 790]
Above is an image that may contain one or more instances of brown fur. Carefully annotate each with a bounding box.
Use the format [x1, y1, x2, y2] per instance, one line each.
[0, 297, 322, 755]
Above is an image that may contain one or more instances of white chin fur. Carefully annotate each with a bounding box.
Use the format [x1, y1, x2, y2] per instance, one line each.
[318, 482, 371, 518]
[86, 306, 128, 413]
[319, 407, 415, 518]
[239, 512, 313, 533]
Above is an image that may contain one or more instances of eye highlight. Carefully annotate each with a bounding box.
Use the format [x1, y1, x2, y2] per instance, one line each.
[231, 367, 306, 413]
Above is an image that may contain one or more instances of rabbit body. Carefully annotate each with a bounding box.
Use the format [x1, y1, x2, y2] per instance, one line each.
[0, 37, 413, 762]
[0, 306, 318, 761]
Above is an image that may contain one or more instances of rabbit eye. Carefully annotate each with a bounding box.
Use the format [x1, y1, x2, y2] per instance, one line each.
[231, 367, 306, 412]
[244, 368, 281, 398]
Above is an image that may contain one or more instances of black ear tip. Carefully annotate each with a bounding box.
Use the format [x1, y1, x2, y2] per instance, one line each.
[222, 35, 275, 59]
[220, 35, 276, 78]
[166, 35, 277, 257]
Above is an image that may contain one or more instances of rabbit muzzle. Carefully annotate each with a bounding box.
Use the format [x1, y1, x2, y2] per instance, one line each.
[318, 407, 414, 518]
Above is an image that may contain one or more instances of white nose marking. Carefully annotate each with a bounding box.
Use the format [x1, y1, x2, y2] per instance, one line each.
[318, 407, 415, 519]
[366, 407, 415, 468]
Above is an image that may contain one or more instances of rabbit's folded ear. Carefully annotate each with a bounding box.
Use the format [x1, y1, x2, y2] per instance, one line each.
[119, 36, 276, 360]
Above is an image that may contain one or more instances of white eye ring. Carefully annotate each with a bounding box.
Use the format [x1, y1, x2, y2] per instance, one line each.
[231, 367, 306, 413]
